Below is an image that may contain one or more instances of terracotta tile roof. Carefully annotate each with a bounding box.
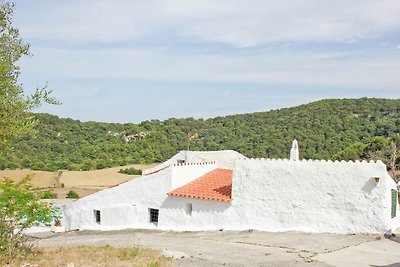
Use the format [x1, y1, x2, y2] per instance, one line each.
[168, 169, 233, 202]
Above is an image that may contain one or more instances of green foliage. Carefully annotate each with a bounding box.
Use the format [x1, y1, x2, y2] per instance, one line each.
[0, 177, 58, 264]
[119, 167, 142, 175]
[332, 142, 367, 161]
[0, 1, 59, 264]
[0, 2, 59, 154]
[334, 134, 400, 179]
[41, 190, 58, 199]
[1, 98, 400, 170]
[66, 190, 79, 199]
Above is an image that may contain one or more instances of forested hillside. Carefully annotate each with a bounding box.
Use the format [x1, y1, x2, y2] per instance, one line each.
[1, 98, 400, 171]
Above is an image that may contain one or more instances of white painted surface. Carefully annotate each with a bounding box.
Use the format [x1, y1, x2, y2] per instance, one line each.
[171, 162, 217, 190]
[231, 158, 400, 233]
[290, 139, 299, 161]
[143, 150, 246, 175]
[63, 151, 241, 231]
[63, 151, 400, 234]
[184, 150, 246, 169]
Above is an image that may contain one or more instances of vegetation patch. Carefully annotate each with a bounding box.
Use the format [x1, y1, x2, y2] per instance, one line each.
[41, 190, 58, 199]
[66, 190, 80, 199]
[0, 178, 58, 265]
[2, 98, 400, 171]
[7, 246, 171, 267]
[119, 167, 143, 175]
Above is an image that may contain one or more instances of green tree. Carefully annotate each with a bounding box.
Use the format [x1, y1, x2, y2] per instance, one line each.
[0, 178, 59, 264]
[0, 1, 59, 153]
[0, 1, 59, 264]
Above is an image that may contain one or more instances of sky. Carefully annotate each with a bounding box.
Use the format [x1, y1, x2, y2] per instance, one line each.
[12, 0, 400, 123]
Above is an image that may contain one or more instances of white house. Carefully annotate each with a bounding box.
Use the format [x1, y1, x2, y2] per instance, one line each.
[63, 143, 400, 234]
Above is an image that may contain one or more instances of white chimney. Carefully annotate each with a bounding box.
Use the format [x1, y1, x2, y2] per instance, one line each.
[290, 139, 299, 161]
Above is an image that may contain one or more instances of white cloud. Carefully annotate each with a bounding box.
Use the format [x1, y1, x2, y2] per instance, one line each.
[14, 0, 400, 94]
[15, 0, 400, 47]
[20, 45, 400, 90]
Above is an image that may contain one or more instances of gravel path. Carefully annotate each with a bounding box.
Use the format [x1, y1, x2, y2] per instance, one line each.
[30, 229, 400, 267]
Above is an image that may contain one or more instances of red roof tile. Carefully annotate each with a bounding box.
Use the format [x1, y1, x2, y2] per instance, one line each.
[168, 169, 232, 202]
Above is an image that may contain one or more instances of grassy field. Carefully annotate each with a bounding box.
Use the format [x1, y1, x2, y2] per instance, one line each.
[6, 245, 171, 267]
[0, 163, 159, 198]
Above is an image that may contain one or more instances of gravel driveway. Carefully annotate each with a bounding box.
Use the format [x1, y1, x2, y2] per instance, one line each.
[30, 229, 400, 267]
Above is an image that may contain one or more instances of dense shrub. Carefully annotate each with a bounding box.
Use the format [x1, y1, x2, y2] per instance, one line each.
[119, 167, 142, 176]
[41, 190, 58, 199]
[0, 178, 58, 264]
[66, 190, 79, 199]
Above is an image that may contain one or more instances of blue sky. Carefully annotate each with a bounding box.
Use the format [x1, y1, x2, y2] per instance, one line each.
[13, 0, 400, 123]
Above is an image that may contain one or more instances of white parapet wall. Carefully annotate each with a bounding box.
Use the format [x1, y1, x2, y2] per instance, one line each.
[231, 158, 400, 233]
[184, 150, 247, 169]
[142, 150, 246, 175]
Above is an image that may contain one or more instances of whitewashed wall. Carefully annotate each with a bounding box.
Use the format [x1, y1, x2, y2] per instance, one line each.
[63, 162, 220, 231]
[143, 150, 246, 175]
[160, 197, 232, 231]
[184, 150, 246, 169]
[230, 158, 400, 233]
[63, 151, 400, 234]
[171, 162, 216, 190]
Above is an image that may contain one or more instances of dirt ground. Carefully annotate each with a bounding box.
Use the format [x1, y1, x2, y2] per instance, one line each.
[8, 245, 170, 267]
[0, 163, 159, 198]
[30, 229, 400, 267]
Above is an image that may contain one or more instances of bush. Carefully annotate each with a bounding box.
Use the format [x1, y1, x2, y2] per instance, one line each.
[41, 190, 58, 199]
[119, 167, 142, 176]
[0, 178, 58, 264]
[66, 190, 79, 199]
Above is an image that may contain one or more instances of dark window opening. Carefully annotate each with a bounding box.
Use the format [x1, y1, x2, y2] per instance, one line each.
[185, 203, 193, 216]
[149, 208, 159, 225]
[94, 210, 101, 224]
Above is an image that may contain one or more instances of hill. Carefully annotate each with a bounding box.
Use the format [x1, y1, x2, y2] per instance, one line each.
[1, 98, 400, 171]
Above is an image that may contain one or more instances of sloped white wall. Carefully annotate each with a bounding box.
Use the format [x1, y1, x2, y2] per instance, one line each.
[63, 167, 173, 231]
[63, 162, 219, 231]
[142, 151, 186, 175]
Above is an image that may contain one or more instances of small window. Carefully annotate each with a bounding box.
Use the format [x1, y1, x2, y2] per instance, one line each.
[184, 203, 192, 216]
[392, 190, 398, 218]
[94, 210, 101, 224]
[149, 208, 159, 225]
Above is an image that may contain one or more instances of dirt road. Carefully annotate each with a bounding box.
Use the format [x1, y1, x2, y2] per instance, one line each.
[31, 229, 400, 266]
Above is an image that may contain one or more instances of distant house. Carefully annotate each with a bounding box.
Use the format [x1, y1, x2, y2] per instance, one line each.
[63, 141, 400, 234]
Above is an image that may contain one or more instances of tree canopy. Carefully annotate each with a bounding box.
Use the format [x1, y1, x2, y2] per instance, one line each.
[1, 98, 400, 171]
[0, 1, 58, 153]
[0, 2, 59, 263]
